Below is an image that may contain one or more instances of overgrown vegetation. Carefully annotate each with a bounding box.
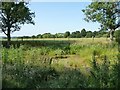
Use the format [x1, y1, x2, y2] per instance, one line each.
[2, 38, 120, 88]
[1, 1, 120, 89]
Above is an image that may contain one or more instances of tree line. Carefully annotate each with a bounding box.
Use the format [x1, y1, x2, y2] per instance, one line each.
[16, 29, 116, 39]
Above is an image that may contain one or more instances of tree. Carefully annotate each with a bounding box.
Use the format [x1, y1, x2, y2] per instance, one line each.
[42, 33, 55, 38]
[76, 31, 81, 38]
[70, 32, 76, 38]
[114, 30, 120, 43]
[81, 28, 86, 37]
[82, 1, 120, 41]
[37, 34, 42, 38]
[0, 2, 35, 48]
[42, 33, 51, 38]
[32, 35, 36, 39]
[93, 31, 98, 37]
[86, 31, 93, 38]
[64, 31, 70, 38]
[55, 33, 64, 38]
[70, 31, 81, 38]
[22, 36, 30, 38]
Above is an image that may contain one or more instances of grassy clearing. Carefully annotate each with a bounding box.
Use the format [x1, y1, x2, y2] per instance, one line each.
[2, 38, 119, 88]
[1, 37, 109, 41]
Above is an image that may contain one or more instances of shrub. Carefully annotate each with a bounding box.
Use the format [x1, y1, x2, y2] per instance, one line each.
[114, 30, 120, 43]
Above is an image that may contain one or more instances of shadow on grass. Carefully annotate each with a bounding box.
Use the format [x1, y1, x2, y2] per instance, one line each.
[2, 61, 88, 88]
[2, 40, 75, 49]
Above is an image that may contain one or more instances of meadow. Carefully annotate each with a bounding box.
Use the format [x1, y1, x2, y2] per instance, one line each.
[1, 38, 120, 88]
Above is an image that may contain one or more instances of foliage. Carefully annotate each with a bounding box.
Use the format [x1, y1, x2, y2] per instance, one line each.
[114, 30, 120, 43]
[70, 31, 81, 38]
[42, 33, 55, 38]
[82, 2, 120, 40]
[64, 31, 70, 38]
[81, 28, 87, 37]
[82, 2, 118, 30]
[1, 2, 35, 47]
[37, 34, 42, 38]
[2, 38, 119, 88]
[1, 2, 35, 33]
[55, 33, 64, 38]
[90, 51, 111, 88]
[86, 31, 93, 38]
[14, 30, 111, 40]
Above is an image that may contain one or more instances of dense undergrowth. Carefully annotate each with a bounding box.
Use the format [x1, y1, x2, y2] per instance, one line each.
[1, 38, 120, 88]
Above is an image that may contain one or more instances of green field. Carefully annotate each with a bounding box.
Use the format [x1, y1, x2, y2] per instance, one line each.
[1, 38, 120, 88]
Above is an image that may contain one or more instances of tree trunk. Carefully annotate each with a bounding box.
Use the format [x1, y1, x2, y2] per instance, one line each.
[7, 28, 11, 48]
[110, 29, 115, 41]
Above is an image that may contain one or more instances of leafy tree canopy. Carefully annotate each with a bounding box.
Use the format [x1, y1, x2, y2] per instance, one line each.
[82, 1, 120, 40]
[0, 1, 35, 47]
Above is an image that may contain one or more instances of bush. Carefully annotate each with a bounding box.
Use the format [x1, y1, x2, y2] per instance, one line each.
[114, 30, 120, 43]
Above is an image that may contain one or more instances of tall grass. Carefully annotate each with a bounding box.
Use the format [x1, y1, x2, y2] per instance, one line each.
[2, 38, 119, 88]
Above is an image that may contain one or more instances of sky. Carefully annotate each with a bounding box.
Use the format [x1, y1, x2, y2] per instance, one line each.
[0, 2, 101, 37]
